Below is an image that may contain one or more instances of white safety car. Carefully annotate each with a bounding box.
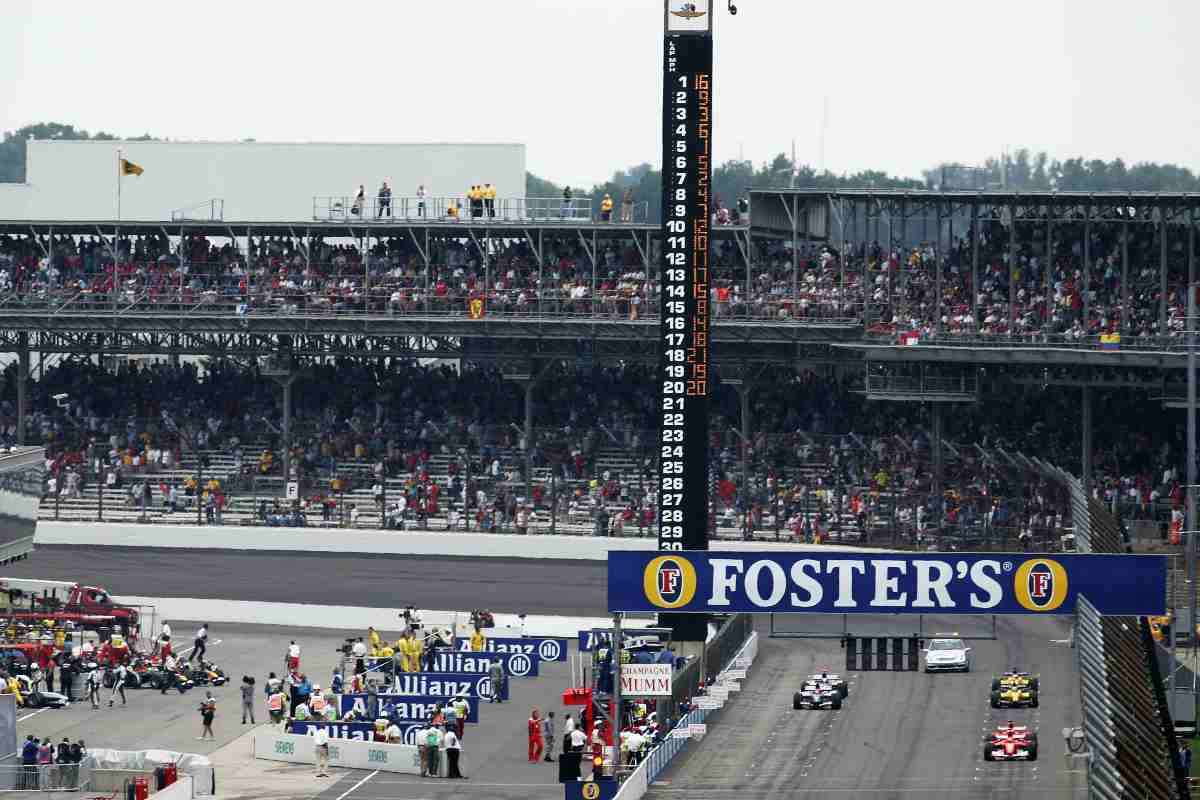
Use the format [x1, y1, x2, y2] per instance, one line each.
[922, 636, 971, 673]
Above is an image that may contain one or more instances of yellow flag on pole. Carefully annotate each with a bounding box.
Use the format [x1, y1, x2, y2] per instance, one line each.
[120, 158, 144, 177]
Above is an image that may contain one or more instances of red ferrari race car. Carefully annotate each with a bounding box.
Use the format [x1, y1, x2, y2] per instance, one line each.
[983, 722, 1038, 761]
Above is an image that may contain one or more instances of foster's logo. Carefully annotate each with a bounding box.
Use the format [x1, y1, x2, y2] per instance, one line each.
[1013, 558, 1069, 612]
[643, 555, 698, 609]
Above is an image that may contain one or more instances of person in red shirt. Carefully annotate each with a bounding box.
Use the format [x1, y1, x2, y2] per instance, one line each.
[528, 708, 544, 762]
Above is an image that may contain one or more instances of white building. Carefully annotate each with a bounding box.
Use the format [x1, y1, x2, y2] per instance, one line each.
[0, 139, 526, 222]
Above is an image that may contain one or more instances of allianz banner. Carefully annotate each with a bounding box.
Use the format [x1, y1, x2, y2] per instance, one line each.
[388, 672, 509, 701]
[454, 636, 568, 662]
[338, 693, 480, 723]
[365, 650, 540, 677]
[608, 551, 1168, 616]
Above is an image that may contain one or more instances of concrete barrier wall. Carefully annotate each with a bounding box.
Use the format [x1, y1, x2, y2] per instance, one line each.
[36, 521, 877, 560]
[115, 595, 650, 638]
[88, 768, 156, 793]
[151, 774, 194, 799]
[251, 729, 421, 775]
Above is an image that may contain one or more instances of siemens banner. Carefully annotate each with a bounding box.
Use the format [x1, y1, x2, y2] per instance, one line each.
[289, 720, 424, 746]
[608, 551, 1168, 616]
[454, 637, 567, 662]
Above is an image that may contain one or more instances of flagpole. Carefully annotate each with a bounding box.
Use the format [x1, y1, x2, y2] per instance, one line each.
[116, 147, 122, 221]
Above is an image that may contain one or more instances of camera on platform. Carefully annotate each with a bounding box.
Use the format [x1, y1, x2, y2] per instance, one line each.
[53, 393, 69, 408]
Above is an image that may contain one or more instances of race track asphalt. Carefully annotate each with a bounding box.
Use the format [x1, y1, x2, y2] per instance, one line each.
[649, 615, 1087, 800]
[6, 545, 607, 616]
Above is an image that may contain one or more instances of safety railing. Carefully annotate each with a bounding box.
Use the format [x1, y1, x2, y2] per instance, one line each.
[866, 327, 1191, 352]
[0, 282, 865, 326]
[313, 195, 597, 223]
[863, 373, 979, 397]
[0, 762, 91, 791]
[171, 199, 225, 222]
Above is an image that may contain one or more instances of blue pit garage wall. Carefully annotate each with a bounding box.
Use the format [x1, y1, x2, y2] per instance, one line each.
[608, 551, 1167, 616]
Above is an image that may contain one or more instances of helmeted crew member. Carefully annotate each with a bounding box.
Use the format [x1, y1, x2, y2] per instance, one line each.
[600, 193, 614, 222]
[528, 708, 544, 762]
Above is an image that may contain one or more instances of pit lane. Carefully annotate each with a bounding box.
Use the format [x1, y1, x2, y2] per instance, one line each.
[647, 615, 1086, 800]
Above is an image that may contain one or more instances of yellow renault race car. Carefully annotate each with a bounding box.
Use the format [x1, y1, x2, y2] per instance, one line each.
[990, 684, 1039, 708]
[990, 670, 1040, 693]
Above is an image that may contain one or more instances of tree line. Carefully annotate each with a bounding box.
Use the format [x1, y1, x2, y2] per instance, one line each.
[3, 123, 1199, 221]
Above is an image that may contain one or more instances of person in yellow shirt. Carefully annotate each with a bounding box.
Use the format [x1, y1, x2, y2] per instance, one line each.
[5, 675, 22, 707]
[410, 633, 424, 672]
[368, 626, 382, 655]
[600, 193, 614, 222]
[484, 183, 496, 218]
[399, 632, 420, 672]
[470, 629, 485, 652]
[469, 185, 482, 219]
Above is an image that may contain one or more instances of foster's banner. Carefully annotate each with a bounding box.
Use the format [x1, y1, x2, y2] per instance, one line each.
[608, 551, 1167, 616]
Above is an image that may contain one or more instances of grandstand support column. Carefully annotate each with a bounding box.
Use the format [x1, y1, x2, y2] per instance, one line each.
[1188, 282, 1197, 648]
[283, 375, 295, 488]
[739, 384, 751, 536]
[970, 203, 980, 331]
[1008, 201, 1017, 333]
[524, 379, 535, 508]
[15, 333, 29, 446]
[1190, 207, 1196, 290]
[935, 201, 943, 338]
[1083, 207, 1091, 330]
[790, 195, 798, 313]
[1081, 382, 1093, 500]
[931, 403, 944, 535]
[1120, 218, 1129, 333]
[1160, 213, 1169, 334]
[1045, 208, 1053, 337]
[362, 230, 370, 307]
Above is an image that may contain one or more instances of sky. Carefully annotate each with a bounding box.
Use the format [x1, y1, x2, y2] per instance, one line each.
[3, 0, 1199, 188]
